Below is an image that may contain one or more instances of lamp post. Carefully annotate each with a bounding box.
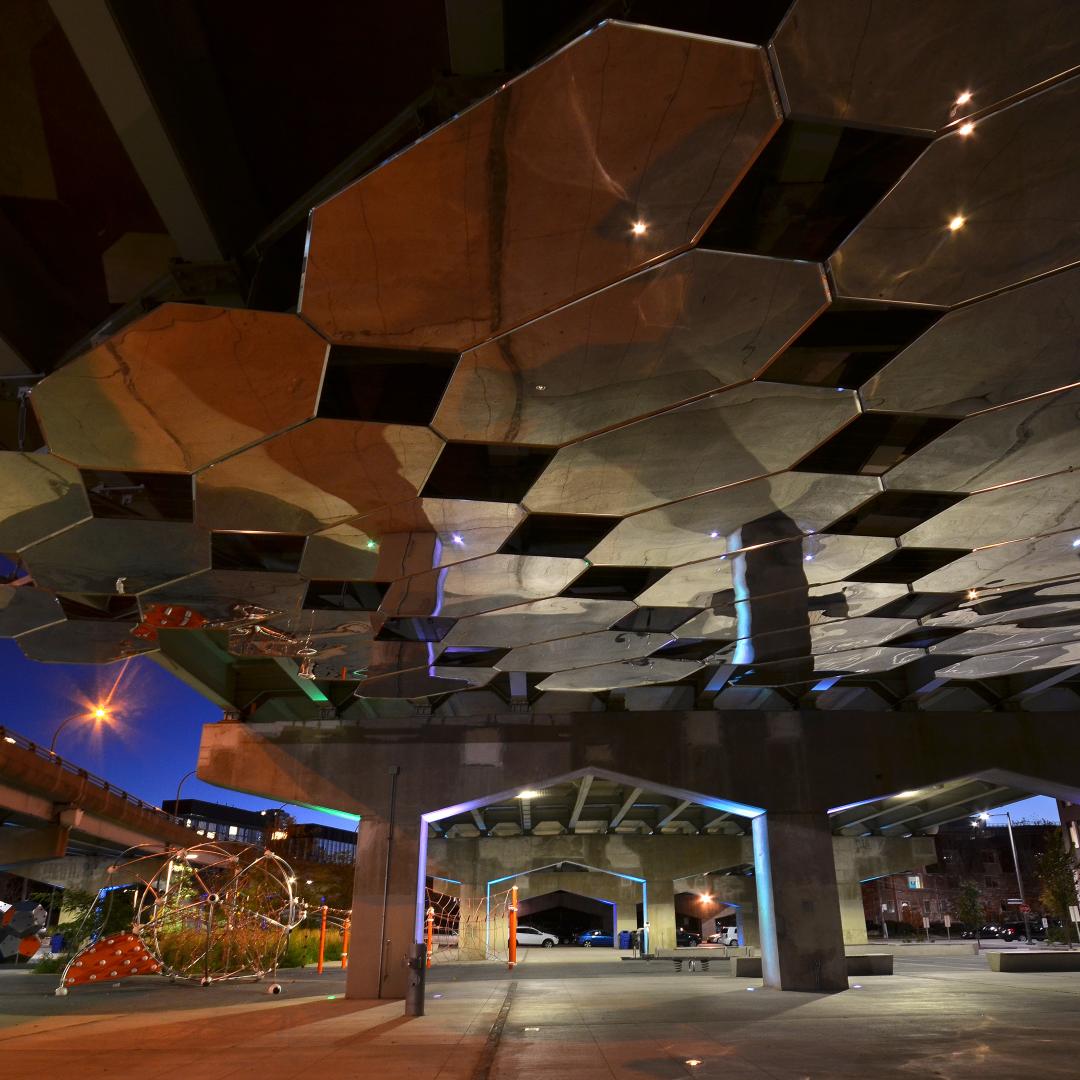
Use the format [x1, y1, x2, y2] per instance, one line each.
[49, 706, 109, 754]
[975, 811, 1034, 945]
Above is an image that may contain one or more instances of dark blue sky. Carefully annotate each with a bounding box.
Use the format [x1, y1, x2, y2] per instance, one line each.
[0, 639, 1058, 827]
[0, 640, 354, 829]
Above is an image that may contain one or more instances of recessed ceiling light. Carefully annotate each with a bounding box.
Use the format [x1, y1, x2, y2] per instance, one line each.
[709, 531, 720, 539]
[958, 121, 975, 136]
[450, 533, 464, 545]
[534, 384, 546, 391]
[956, 90, 973, 105]
[518, 790, 541, 799]
[1071, 537, 1080, 548]
[631, 220, 648, 236]
[948, 215, 966, 232]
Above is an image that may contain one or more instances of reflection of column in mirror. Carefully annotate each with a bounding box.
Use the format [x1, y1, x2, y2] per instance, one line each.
[728, 513, 812, 677]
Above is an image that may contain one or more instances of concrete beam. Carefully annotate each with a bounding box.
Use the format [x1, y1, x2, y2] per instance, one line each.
[655, 800, 693, 831]
[610, 787, 643, 830]
[0, 824, 68, 865]
[568, 775, 593, 832]
[48, 0, 221, 261]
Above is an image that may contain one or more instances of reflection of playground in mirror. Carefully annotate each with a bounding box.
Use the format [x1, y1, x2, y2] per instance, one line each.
[58, 842, 303, 993]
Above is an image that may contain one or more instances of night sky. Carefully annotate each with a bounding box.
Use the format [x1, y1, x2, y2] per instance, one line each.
[0, 638, 1057, 827]
[0, 640, 352, 830]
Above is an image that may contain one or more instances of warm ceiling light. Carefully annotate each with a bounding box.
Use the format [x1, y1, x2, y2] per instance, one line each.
[958, 121, 975, 137]
[631, 220, 648, 236]
[699, 893, 711, 901]
[956, 90, 973, 105]
[517, 790, 541, 799]
[685, 1060, 703, 1067]
[534, 384, 546, 391]
[948, 215, 966, 232]
[896, 790, 920, 798]
[967, 589, 979, 600]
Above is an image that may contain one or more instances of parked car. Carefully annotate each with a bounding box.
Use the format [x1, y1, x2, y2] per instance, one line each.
[516, 926, 558, 947]
[707, 927, 739, 946]
[577, 930, 614, 947]
[676, 929, 702, 947]
[1000, 923, 1047, 943]
[960, 924, 1003, 939]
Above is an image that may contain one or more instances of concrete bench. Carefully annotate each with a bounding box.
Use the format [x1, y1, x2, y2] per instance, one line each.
[730, 954, 894, 979]
[988, 951, 1080, 972]
[846, 954, 893, 976]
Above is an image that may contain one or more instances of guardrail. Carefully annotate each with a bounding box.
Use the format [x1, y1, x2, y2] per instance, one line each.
[0, 723, 186, 829]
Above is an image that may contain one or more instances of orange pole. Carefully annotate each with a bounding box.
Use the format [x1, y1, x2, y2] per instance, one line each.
[341, 917, 350, 969]
[426, 906, 435, 968]
[508, 885, 518, 970]
[317, 904, 328, 974]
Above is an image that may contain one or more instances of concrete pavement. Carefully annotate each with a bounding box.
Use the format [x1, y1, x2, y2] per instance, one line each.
[2, 956, 1078, 1077]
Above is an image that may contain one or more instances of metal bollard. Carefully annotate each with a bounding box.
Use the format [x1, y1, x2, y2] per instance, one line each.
[405, 941, 426, 1016]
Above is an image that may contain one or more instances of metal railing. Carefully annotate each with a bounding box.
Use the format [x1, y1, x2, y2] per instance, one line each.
[0, 723, 188, 829]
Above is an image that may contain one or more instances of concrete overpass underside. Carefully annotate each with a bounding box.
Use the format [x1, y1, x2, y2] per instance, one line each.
[2, 0, 1079, 1018]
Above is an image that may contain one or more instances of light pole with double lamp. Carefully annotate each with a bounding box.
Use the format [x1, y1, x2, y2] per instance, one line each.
[973, 811, 1035, 944]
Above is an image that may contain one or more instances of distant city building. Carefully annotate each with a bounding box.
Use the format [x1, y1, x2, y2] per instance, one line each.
[160, 799, 355, 865]
[161, 799, 272, 846]
[862, 821, 1060, 928]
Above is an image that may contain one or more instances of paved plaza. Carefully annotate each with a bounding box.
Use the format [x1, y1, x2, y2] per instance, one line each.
[2, 953, 1077, 1079]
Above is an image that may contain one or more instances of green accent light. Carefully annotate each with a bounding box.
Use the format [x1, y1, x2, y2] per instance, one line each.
[297, 801, 361, 823]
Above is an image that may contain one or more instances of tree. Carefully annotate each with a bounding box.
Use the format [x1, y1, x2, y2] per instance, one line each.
[1037, 845, 1079, 948]
[954, 881, 984, 945]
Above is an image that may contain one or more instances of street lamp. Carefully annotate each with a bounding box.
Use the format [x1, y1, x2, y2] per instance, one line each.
[973, 810, 1034, 944]
[49, 705, 111, 754]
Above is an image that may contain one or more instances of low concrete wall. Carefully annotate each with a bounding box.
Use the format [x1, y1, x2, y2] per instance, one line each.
[849, 942, 979, 957]
[846, 954, 893, 976]
[988, 951, 1080, 972]
[732, 954, 894, 978]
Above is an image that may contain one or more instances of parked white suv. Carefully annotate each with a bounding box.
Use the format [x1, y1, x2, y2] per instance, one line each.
[707, 928, 739, 946]
[516, 925, 558, 947]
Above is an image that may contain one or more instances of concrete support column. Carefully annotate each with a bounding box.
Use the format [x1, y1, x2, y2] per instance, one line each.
[346, 815, 424, 1000]
[616, 903, 638, 947]
[736, 899, 760, 948]
[837, 879, 869, 945]
[456, 880, 490, 960]
[646, 879, 677, 953]
[753, 812, 848, 992]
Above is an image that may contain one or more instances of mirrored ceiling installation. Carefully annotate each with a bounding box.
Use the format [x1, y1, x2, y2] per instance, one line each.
[6, 8, 1080, 713]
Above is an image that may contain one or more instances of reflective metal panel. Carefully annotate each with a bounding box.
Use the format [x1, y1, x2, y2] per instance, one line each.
[0, 586, 64, 638]
[903, 473, 1080, 550]
[379, 555, 586, 618]
[496, 630, 672, 673]
[353, 498, 525, 569]
[812, 646, 923, 675]
[31, 305, 328, 473]
[525, 383, 857, 515]
[22, 521, 209, 595]
[831, 76, 1080, 306]
[935, 640, 1080, 679]
[196, 420, 444, 534]
[440, 597, 634, 648]
[536, 657, 702, 692]
[139, 570, 307, 624]
[913, 530, 1080, 592]
[588, 471, 880, 566]
[301, 23, 779, 350]
[356, 667, 496, 699]
[0, 453, 90, 552]
[931, 624, 1080, 657]
[299, 524, 382, 581]
[811, 617, 918, 654]
[806, 581, 909, 623]
[18, 621, 153, 664]
[773, 0, 1080, 133]
[433, 251, 827, 445]
[885, 386, 1080, 493]
[860, 268, 1080, 416]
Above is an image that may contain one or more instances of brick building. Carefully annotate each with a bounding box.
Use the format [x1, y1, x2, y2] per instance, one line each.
[862, 821, 1060, 931]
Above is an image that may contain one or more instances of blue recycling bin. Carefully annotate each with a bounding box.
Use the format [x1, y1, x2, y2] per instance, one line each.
[618, 930, 633, 949]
